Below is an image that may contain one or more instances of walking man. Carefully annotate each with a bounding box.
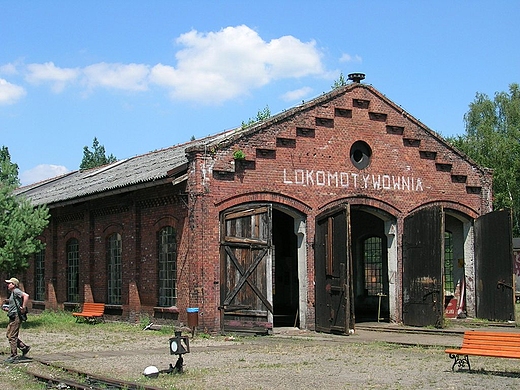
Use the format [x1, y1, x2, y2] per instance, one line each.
[3, 277, 30, 363]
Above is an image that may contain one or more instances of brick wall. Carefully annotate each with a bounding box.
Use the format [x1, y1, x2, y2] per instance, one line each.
[21, 83, 494, 332]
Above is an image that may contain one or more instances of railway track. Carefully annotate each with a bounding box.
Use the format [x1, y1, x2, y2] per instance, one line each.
[23, 358, 164, 390]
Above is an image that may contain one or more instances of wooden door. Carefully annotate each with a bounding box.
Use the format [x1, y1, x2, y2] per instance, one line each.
[403, 206, 444, 327]
[475, 209, 514, 321]
[220, 205, 273, 334]
[315, 205, 353, 334]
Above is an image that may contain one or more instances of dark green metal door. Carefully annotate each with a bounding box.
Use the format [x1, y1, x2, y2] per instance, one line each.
[475, 209, 514, 321]
[403, 206, 444, 327]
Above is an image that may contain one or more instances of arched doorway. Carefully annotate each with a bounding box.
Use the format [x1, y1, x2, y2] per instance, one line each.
[219, 203, 306, 334]
[315, 204, 397, 333]
[272, 209, 299, 327]
[351, 208, 390, 323]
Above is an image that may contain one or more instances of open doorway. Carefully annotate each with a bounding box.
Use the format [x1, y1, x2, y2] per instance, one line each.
[351, 208, 389, 323]
[444, 213, 468, 319]
[272, 209, 299, 327]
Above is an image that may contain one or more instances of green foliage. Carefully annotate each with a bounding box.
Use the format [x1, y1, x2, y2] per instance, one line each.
[80, 137, 117, 170]
[447, 83, 520, 235]
[233, 149, 246, 160]
[331, 72, 348, 89]
[0, 147, 49, 274]
[241, 105, 271, 129]
[0, 146, 20, 187]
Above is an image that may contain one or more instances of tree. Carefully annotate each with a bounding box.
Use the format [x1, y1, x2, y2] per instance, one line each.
[0, 146, 50, 274]
[331, 72, 348, 89]
[447, 83, 520, 235]
[80, 137, 117, 170]
[241, 105, 271, 129]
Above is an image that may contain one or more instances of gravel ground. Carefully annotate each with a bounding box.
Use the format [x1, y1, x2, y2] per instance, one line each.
[2, 323, 520, 389]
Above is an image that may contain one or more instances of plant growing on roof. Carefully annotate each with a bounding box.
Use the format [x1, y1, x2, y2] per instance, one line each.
[331, 72, 348, 89]
[241, 105, 271, 129]
[233, 149, 246, 160]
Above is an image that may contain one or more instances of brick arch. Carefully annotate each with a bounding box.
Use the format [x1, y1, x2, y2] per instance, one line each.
[215, 191, 312, 216]
[103, 223, 123, 236]
[153, 215, 179, 230]
[63, 228, 81, 240]
[408, 200, 479, 220]
[317, 196, 401, 220]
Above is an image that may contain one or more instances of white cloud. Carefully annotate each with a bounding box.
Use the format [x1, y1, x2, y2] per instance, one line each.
[14, 25, 327, 104]
[339, 53, 362, 63]
[25, 62, 80, 92]
[20, 164, 71, 186]
[0, 63, 18, 75]
[281, 86, 313, 102]
[83, 62, 150, 91]
[150, 25, 325, 103]
[0, 78, 26, 105]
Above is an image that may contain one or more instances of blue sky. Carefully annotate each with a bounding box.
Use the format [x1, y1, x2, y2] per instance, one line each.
[1, 1, 519, 185]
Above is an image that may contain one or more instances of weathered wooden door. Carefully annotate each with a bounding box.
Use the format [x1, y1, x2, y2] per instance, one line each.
[315, 205, 354, 334]
[475, 209, 514, 321]
[403, 206, 444, 327]
[220, 205, 273, 334]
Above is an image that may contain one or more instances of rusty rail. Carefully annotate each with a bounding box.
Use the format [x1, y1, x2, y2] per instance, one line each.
[25, 358, 164, 390]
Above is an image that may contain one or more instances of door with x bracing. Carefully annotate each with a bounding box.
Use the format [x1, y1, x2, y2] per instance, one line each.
[220, 205, 273, 334]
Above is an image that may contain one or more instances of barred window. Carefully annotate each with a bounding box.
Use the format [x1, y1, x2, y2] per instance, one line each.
[67, 238, 80, 302]
[363, 236, 383, 296]
[34, 248, 45, 301]
[444, 231, 454, 295]
[158, 227, 177, 307]
[107, 233, 122, 305]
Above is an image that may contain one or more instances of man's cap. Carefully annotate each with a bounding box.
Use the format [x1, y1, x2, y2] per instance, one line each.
[5, 278, 19, 287]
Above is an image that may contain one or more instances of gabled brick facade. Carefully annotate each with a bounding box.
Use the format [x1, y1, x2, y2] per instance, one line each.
[12, 79, 513, 333]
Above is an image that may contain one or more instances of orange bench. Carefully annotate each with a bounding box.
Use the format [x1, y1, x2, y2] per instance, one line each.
[72, 302, 105, 323]
[445, 330, 520, 370]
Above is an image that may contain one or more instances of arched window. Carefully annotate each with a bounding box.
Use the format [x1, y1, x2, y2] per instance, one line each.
[363, 236, 383, 296]
[158, 227, 177, 307]
[66, 238, 80, 302]
[34, 248, 45, 301]
[444, 231, 454, 295]
[107, 233, 122, 305]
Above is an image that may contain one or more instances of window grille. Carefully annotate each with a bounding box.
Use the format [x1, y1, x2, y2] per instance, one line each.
[67, 238, 80, 302]
[444, 231, 454, 295]
[34, 248, 45, 301]
[363, 236, 383, 295]
[158, 227, 177, 306]
[107, 233, 122, 305]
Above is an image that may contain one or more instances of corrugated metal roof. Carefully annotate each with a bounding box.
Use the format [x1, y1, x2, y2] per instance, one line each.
[16, 130, 234, 207]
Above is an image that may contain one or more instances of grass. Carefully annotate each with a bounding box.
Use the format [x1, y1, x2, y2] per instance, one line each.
[0, 309, 178, 336]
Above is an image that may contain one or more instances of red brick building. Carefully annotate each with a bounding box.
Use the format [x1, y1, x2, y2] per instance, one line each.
[13, 75, 514, 334]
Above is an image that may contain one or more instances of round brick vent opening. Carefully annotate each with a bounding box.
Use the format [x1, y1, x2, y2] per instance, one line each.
[350, 141, 372, 169]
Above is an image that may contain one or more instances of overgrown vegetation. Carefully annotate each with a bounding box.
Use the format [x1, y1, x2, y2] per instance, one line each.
[447, 83, 520, 235]
[241, 105, 271, 129]
[80, 137, 117, 170]
[0, 310, 176, 336]
[0, 146, 49, 274]
[233, 149, 246, 160]
[331, 71, 348, 89]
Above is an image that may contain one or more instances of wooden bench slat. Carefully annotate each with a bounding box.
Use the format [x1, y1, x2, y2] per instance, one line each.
[447, 349, 520, 358]
[445, 330, 520, 370]
[72, 303, 105, 323]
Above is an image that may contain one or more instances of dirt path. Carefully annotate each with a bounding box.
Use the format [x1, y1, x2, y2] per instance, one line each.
[3, 326, 520, 389]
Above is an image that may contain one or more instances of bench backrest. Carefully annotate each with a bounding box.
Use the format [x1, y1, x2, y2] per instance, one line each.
[81, 303, 105, 313]
[462, 331, 520, 351]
